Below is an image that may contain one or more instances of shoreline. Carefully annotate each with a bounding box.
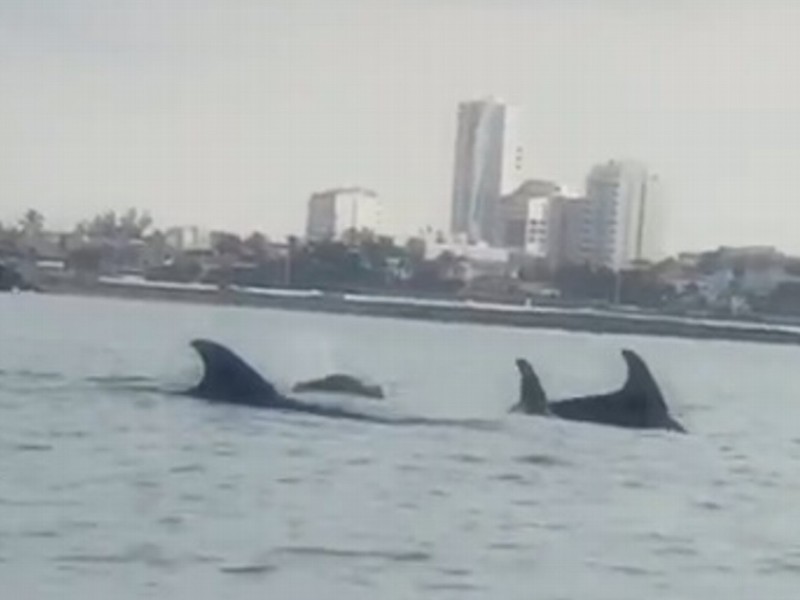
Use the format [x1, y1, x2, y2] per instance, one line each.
[31, 278, 800, 347]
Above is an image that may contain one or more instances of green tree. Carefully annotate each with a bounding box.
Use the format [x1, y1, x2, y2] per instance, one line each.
[88, 211, 118, 239]
[244, 231, 270, 261]
[19, 209, 44, 236]
[213, 232, 244, 257]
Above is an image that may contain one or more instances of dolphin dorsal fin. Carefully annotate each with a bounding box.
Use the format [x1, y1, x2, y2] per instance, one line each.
[620, 349, 669, 420]
[513, 358, 550, 415]
[188, 339, 279, 404]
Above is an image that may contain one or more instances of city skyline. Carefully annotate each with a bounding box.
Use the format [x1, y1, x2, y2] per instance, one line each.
[4, 1, 800, 254]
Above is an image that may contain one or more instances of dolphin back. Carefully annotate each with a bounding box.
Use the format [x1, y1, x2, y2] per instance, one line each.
[511, 358, 550, 415]
[549, 350, 686, 433]
[619, 349, 678, 428]
[292, 374, 385, 399]
[186, 339, 281, 406]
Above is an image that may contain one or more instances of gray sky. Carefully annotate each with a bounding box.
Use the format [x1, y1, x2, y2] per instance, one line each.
[2, 0, 800, 253]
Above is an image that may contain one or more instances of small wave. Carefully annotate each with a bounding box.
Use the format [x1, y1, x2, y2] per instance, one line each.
[522, 520, 568, 531]
[56, 553, 131, 565]
[488, 541, 522, 551]
[439, 567, 473, 576]
[177, 492, 205, 504]
[86, 375, 155, 384]
[99, 385, 168, 394]
[344, 574, 374, 588]
[621, 478, 649, 489]
[157, 515, 185, 530]
[516, 453, 571, 467]
[759, 556, 800, 574]
[275, 545, 431, 563]
[168, 463, 206, 474]
[606, 563, 664, 577]
[694, 499, 724, 511]
[398, 463, 423, 473]
[3, 369, 64, 381]
[14, 442, 53, 452]
[0, 497, 81, 508]
[56, 543, 172, 569]
[220, 563, 277, 576]
[652, 544, 698, 557]
[51, 473, 128, 492]
[276, 477, 302, 485]
[190, 554, 223, 565]
[60, 519, 100, 532]
[213, 444, 237, 457]
[492, 473, 528, 484]
[450, 453, 486, 464]
[48, 430, 89, 440]
[286, 447, 312, 457]
[84, 374, 169, 395]
[19, 529, 60, 539]
[430, 418, 503, 432]
[510, 498, 540, 508]
[419, 582, 486, 592]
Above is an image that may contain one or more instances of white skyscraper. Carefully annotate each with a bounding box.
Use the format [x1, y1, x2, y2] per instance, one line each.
[584, 160, 664, 270]
[450, 97, 523, 244]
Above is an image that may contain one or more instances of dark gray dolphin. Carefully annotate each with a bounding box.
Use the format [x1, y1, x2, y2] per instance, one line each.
[512, 350, 686, 433]
[185, 339, 389, 423]
[292, 374, 385, 399]
[510, 358, 550, 416]
[183, 339, 499, 432]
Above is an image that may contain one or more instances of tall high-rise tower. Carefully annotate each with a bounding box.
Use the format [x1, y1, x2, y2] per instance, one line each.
[450, 97, 522, 244]
[585, 160, 664, 270]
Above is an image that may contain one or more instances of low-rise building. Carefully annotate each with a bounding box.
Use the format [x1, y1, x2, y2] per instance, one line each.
[494, 180, 560, 257]
[165, 226, 213, 252]
[306, 187, 381, 242]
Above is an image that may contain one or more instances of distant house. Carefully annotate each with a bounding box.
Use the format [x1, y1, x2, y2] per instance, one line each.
[656, 246, 800, 315]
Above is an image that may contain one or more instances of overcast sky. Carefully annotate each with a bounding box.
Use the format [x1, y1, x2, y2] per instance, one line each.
[2, 0, 800, 253]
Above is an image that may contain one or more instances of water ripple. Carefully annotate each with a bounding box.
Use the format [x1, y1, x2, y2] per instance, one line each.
[14, 443, 54, 452]
[515, 453, 571, 467]
[168, 463, 205, 474]
[274, 545, 432, 563]
[220, 563, 277, 576]
[55, 543, 172, 569]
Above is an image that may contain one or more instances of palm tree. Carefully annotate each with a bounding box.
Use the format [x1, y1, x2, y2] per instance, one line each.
[88, 211, 118, 239]
[119, 208, 153, 240]
[18, 210, 45, 257]
[19, 209, 44, 237]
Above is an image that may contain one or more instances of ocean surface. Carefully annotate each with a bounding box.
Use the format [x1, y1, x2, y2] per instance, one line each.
[3, 294, 800, 599]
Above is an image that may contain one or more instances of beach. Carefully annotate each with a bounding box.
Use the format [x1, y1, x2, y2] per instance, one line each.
[39, 277, 800, 347]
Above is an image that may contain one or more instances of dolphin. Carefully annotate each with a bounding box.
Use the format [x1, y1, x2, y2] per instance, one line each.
[182, 339, 499, 431]
[184, 339, 390, 423]
[292, 374, 385, 400]
[511, 349, 686, 433]
[510, 358, 551, 416]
